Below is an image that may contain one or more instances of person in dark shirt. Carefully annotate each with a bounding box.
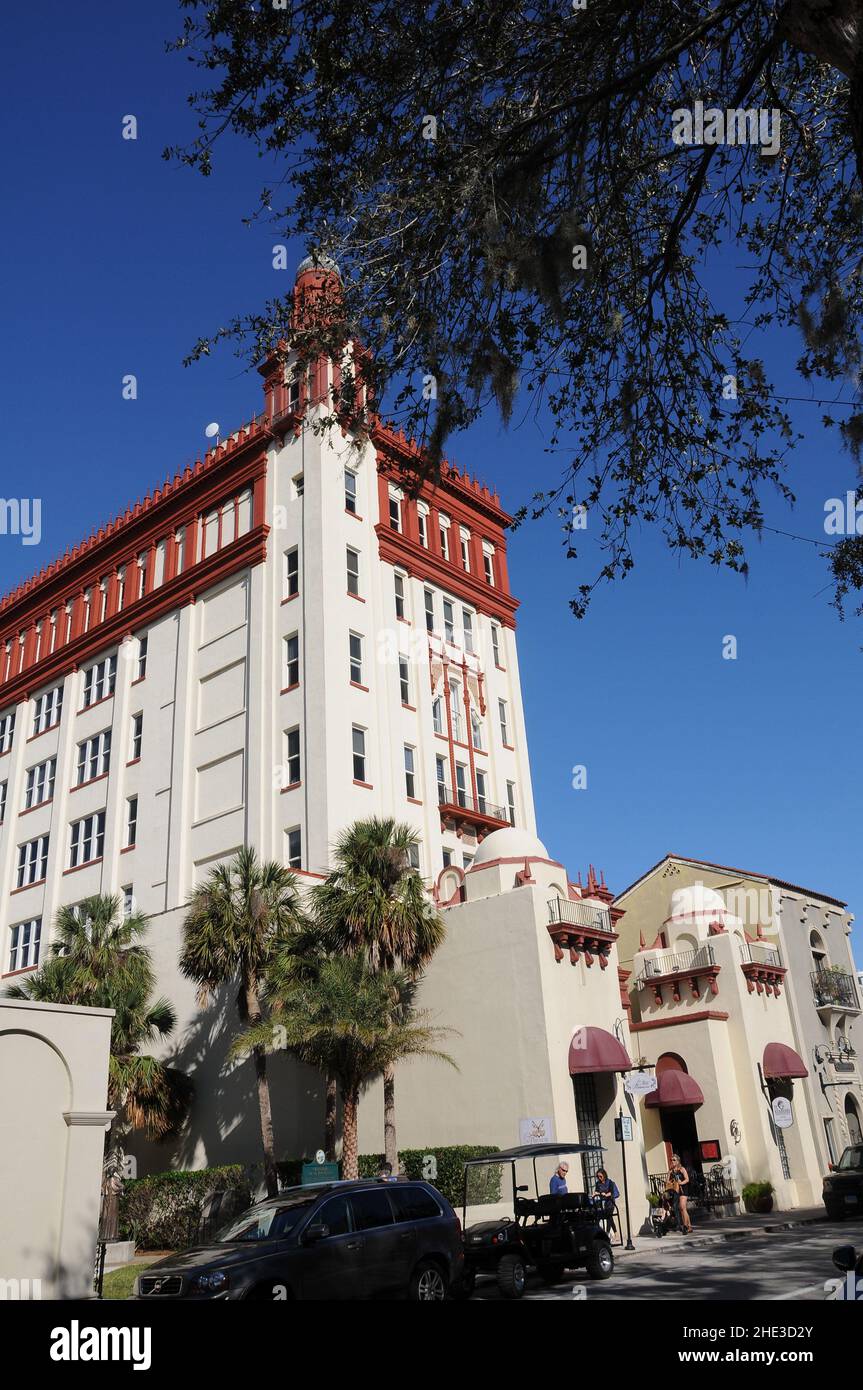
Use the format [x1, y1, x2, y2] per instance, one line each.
[593, 1168, 620, 1234]
[549, 1160, 569, 1195]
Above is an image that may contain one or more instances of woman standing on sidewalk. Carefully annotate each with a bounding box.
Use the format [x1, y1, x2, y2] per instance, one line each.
[667, 1155, 693, 1234]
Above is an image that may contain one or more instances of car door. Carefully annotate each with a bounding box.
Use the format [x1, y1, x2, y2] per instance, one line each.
[348, 1188, 412, 1296]
[297, 1193, 364, 1300]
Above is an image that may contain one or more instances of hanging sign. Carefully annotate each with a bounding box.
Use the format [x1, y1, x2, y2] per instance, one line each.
[615, 1116, 634, 1142]
[772, 1096, 793, 1130]
[624, 1072, 658, 1097]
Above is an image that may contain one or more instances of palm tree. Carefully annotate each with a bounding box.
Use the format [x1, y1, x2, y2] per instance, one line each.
[5, 894, 191, 1239]
[180, 847, 305, 1197]
[235, 954, 453, 1179]
[311, 817, 446, 1167]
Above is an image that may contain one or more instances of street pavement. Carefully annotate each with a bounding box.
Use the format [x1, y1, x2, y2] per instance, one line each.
[472, 1218, 861, 1300]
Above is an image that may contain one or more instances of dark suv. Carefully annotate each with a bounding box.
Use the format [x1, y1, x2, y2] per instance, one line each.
[823, 1144, 863, 1219]
[133, 1180, 463, 1301]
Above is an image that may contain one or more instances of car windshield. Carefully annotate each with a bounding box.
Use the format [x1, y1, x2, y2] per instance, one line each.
[215, 1201, 314, 1242]
[837, 1145, 863, 1171]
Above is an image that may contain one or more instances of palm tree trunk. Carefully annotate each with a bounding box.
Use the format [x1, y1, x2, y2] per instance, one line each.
[383, 1063, 398, 1170]
[324, 1073, 338, 1161]
[99, 1131, 123, 1242]
[245, 976, 279, 1197]
[342, 1087, 360, 1180]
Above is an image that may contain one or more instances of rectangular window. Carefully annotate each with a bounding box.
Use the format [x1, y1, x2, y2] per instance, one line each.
[424, 589, 435, 634]
[449, 679, 462, 742]
[137, 635, 148, 680]
[77, 730, 111, 785]
[286, 826, 302, 869]
[285, 633, 300, 687]
[442, 848, 453, 868]
[476, 770, 488, 814]
[125, 799, 138, 850]
[483, 549, 495, 585]
[462, 609, 474, 654]
[352, 726, 367, 783]
[408, 842, 420, 871]
[491, 624, 502, 666]
[394, 572, 406, 620]
[0, 779, 6, 823]
[399, 656, 410, 706]
[32, 684, 63, 736]
[436, 756, 448, 804]
[463, 853, 474, 871]
[17, 834, 49, 887]
[499, 698, 510, 745]
[507, 781, 516, 827]
[439, 523, 449, 561]
[24, 757, 56, 810]
[122, 885, 134, 919]
[82, 655, 117, 709]
[69, 812, 105, 868]
[404, 745, 416, 799]
[389, 495, 401, 532]
[349, 633, 363, 685]
[443, 599, 455, 644]
[418, 511, 428, 548]
[284, 548, 299, 599]
[455, 763, 468, 808]
[9, 917, 41, 973]
[345, 470, 358, 514]
[432, 696, 444, 735]
[346, 547, 360, 596]
[130, 712, 143, 761]
[285, 727, 301, 786]
[0, 711, 15, 755]
[460, 531, 471, 571]
[471, 710, 483, 751]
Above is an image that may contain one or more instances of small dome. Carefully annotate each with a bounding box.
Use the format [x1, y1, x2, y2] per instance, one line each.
[296, 253, 341, 278]
[472, 826, 550, 867]
[667, 883, 729, 924]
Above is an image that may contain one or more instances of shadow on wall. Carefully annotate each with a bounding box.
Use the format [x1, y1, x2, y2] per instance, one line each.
[127, 984, 329, 1179]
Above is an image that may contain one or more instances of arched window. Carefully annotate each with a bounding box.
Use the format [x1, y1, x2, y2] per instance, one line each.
[810, 930, 828, 973]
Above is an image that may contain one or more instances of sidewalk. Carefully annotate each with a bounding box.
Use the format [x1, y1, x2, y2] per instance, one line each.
[615, 1206, 827, 1260]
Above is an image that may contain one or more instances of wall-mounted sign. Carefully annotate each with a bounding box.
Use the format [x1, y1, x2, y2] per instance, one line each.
[624, 1072, 658, 1097]
[772, 1096, 793, 1130]
[699, 1139, 722, 1162]
[519, 1117, 555, 1144]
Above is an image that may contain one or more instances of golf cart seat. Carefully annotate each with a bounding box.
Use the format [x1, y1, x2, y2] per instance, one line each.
[515, 1196, 540, 1219]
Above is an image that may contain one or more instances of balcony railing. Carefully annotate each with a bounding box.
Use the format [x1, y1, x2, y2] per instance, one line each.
[811, 969, 860, 1011]
[547, 897, 612, 934]
[437, 784, 508, 824]
[744, 942, 782, 968]
[641, 946, 716, 979]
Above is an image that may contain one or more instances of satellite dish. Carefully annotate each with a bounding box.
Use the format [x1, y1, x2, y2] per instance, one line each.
[204, 422, 220, 439]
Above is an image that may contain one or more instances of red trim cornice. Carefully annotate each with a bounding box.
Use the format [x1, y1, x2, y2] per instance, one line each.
[374, 427, 511, 528]
[631, 1011, 730, 1031]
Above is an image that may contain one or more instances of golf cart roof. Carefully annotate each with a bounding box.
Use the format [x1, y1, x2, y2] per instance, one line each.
[463, 1142, 604, 1167]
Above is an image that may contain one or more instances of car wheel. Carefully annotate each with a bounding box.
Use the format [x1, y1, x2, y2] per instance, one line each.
[410, 1259, 448, 1301]
[496, 1253, 527, 1299]
[586, 1241, 614, 1280]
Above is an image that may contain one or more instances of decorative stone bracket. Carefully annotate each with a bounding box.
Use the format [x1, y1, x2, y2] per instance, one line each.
[740, 962, 787, 998]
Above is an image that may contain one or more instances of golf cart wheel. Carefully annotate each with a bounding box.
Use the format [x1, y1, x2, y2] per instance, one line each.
[586, 1241, 614, 1280]
[496, 1253, 527, 1299]
[451, 1267, 476, 1300]
[537, 1262, 566, 1285]
[409, 1259, 448, 1301]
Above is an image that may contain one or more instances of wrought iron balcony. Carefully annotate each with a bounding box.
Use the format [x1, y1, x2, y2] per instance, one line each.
[547, 897, 611, 934]
[436, 783, 509, 833]
[638, 945, 720, 1003]
[641, 946, 716, 980]
[811, 969, 861, 1012]
[546, 897, 617, 968]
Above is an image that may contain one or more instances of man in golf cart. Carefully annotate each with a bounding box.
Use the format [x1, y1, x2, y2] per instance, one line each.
[458, 1143, 615, 1299]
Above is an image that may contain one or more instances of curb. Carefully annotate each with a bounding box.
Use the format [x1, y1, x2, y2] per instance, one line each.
[620, 1212, 827, 1259]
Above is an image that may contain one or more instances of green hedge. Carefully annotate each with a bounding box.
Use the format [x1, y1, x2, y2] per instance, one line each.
[124, 1145, 501, 1250]
[120, 1165, 252, 1251]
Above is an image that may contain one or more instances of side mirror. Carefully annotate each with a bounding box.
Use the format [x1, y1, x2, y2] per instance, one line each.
[832, 1245, 857, 1274]
[303, 1220, 330, 1244]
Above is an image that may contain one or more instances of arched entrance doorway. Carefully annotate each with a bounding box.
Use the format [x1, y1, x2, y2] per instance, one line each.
[846, 1094, 863, 1146]
[646, 1053, 705, 1177]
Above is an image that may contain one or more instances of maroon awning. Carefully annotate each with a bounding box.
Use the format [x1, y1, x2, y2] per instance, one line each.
[568, 1026, 632, 1075]
[763, 1042, 808, 1079]
[645, 1070, 705, 1110]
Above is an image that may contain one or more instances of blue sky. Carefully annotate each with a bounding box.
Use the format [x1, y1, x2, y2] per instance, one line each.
[1, 2, 861, 957]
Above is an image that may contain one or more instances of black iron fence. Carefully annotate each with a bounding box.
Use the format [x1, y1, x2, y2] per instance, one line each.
[437, 784, 508, 822]
[811, 969, 860, 1010]
[640, 945, 716, 982]
[649, 1166, 738, 1213]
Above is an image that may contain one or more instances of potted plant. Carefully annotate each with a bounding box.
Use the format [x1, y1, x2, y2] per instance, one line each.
[742, 1180, 774, 1214]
